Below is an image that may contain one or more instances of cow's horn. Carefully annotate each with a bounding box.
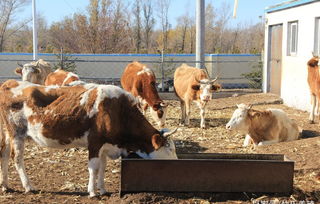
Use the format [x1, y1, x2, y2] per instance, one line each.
[17, 62, 23, 67]
[34, 61, 40, 67]
[163, 128, 178, 138]
[211, 76, 218, 83]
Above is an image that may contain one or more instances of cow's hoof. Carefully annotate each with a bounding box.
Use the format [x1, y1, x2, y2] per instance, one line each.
[24, 185, 35, 193]
[309, 120, 315, 124]
[88, 192, 98, 198]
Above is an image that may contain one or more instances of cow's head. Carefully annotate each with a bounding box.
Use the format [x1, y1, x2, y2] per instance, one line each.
[150, 102, 168, 128]
[15, 61, 42, 84]
[308, 53, 319, 68]
[192, 77, 220, 102]
[148, 128, 178, 159]
[226, 104, 253, 132]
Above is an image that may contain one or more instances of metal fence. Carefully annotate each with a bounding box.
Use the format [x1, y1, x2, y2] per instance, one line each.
[0, 53, 262, 91]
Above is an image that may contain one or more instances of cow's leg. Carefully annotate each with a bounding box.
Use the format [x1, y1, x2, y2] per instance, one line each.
[88, 157, 100, 197]
[97, 150, 107, 195]
[185, 100, 191, 126]
[0, 132, 10, 192]
[199, 103, 207, 129]
[179, 100, 186, 125]
[88, 144, 104, 197]
[243, 134, 252, 147]
[12, 138, 34, 192]
[309, 94, 316, 123]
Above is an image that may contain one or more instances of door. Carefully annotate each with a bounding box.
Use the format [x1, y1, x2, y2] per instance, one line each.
[268, 24, 283, 95]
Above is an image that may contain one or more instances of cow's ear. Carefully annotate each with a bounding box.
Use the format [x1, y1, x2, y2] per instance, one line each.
[191, 84, 200, 90]
[15, 67, 22, 76]
[152, 134, 165, 150]
[249, 111, 260, 118]
[211, 84, 221, 91]
[152, 104, 159, 111]
[34, 68, 41, 74]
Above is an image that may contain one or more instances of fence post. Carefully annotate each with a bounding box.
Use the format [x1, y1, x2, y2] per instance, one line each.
[160, 49, 165, 92]
[60, 47, 64, 69]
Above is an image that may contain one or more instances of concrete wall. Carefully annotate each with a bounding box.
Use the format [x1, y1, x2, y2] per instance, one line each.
[264, 1, 320, 111]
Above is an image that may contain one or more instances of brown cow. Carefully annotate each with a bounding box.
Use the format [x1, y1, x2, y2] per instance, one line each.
[226, 104, 300, 147]
[44, 68, 80, 86]
[121, 61, 168, 127]
[0, 80, 177, 197]
[174, 64, 220, 128]
[307, 55, 320, 123]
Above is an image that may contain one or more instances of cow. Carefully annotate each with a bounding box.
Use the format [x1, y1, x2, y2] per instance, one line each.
[0, 80, 178, 197]
[121, 61, 168, 127]
[226, 104, 300, 147]
[173, 64, 220, 128]
[15, 59, 52, 85]
[44, 68, 80, 86]
[307, 54, 320, 123]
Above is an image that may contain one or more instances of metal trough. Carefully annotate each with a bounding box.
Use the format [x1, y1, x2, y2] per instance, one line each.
[120, 153, 294, 194]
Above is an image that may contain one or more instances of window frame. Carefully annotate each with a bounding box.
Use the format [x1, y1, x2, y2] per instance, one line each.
[287, 21, 298, 56]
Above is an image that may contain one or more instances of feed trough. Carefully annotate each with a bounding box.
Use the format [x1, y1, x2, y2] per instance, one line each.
[120, 153, 294, 195]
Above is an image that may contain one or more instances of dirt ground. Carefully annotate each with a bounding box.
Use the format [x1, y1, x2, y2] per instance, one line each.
[0, 91, 319, 204]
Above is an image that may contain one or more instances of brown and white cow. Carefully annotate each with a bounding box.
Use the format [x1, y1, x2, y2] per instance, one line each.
[307, 55, 320, 123]
[226, 104, 300, 147]
[121, 61, 168, 127]
[44, 68, 80, 86]
[0, 80, 177, 197]
[15, 59, 52, 85]
[15, 59, 80, 86]
[174, 64, 220, 128]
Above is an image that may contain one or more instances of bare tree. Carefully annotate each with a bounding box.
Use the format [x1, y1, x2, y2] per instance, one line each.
[0, 0, 30, 52]
[157, 0, 171, 51]
[132, 0, 142, 53]
[142, 0, 154, 53]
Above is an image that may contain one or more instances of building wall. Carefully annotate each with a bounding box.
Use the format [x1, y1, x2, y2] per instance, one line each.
[264, 1, 320, 111]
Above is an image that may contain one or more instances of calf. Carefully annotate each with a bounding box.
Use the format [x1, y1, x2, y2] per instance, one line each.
[0, 80, 177, 197]
[226, 104, 300, 147]
[121, 61, 168, 127]
[174, 64, 220, 128]
[307, 55, 320, 123]
[44, 69, 80, 86]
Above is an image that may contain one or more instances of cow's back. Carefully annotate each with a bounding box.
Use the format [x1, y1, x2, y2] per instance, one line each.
[268, 109, 300, 142]
[121, 62, 144, 94]
[174, 64, 208, 100]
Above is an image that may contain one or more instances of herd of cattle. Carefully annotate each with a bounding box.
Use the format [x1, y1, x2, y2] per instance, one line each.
[0, 55, 318, 196]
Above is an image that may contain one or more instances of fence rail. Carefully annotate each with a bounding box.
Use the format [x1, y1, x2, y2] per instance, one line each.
[0, 53, 262, 90]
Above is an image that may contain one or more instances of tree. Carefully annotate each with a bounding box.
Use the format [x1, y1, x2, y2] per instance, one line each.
[132, 0, 142, 53]
[0, 0, 30, 52]
[142, 0, 155, 53]
[157, 0, 171, 51]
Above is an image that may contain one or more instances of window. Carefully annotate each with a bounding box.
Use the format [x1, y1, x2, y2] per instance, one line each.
[287, 21, 298, 56]
[315, 17, 320, 56]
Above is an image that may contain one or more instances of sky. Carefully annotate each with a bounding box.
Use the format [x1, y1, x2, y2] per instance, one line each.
[19, 0, 286, 28]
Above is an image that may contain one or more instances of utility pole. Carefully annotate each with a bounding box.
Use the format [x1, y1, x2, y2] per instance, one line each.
[32, 0, 38, 60]
[196, 0, 205, 69]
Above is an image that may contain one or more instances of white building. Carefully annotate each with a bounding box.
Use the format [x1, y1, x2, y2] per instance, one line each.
[263, 0, 320, 111]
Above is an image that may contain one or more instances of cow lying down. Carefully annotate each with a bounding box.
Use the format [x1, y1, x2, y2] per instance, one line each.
[226, 104, 300, 147]
[0, 80, 178, 197]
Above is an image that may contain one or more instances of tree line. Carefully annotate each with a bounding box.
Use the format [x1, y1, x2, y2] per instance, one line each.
[1, 0, 264, 54]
